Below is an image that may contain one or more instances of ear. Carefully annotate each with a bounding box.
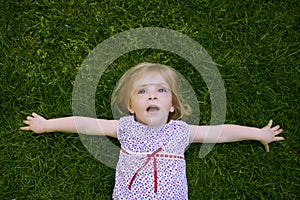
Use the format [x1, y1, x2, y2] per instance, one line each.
[169, 106, 175, 113]
[127, 102, 134, 114]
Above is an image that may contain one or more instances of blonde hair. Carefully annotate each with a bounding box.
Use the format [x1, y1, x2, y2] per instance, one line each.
[111, 62, 190, 121]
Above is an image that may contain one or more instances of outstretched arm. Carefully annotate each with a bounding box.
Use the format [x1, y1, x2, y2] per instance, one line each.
[20, 113, 118, 138]
[189, 120, 284, 152]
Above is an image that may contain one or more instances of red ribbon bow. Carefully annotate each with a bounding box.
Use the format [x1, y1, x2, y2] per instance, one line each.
[128, 147, 163, 193]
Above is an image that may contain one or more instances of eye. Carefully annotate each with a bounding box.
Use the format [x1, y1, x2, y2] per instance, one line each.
[138, 89, 146, 94]
[158, 88, 167, 93]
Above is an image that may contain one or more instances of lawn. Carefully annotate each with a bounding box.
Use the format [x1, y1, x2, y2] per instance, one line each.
[1, 0, 299, 199]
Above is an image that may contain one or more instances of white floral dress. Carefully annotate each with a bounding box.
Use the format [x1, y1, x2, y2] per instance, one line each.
[113, 116, 190, 200]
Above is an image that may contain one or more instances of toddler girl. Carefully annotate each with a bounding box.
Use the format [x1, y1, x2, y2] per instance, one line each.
[21, 62, 284, 199]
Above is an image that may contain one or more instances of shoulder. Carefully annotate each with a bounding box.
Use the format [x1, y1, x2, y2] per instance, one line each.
[165, 120, 190, 136]
[117, 116, 135, 138]
[117, 115, 134, 127]
[169, 120, 190, 129]
[165, 120, 190, 149]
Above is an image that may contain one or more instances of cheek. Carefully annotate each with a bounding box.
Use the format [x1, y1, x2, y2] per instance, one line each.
[166, 94, 173, 105]
[128, 97, 143, 111]
[161, 95, 173, 109]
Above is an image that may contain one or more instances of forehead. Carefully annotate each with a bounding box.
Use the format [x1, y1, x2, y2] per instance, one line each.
[133, 72, 170, 88]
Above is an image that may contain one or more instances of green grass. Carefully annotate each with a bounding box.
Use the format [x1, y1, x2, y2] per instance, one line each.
[1, 0, 299, 199]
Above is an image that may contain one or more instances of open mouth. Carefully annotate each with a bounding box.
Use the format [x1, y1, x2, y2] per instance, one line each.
[146, 106, 160, 112]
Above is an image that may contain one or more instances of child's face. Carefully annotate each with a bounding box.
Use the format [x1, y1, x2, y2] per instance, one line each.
[128, 72, 174, 128]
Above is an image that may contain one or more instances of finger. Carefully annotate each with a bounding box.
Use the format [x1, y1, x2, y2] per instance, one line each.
[275, 128, 283, 135]
[264, 144, 270, 152]
[274, 137, 284, 141]
[27, 116, 33, 120]
[32, 112, 38, 117]
[23, 120, 30, 125]
[271, 125, 280, 131]
[20, 126, 30, 131]
[267, 119, 273, 128]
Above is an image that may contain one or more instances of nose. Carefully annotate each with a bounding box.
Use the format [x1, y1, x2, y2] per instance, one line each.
[148, 93, 157, 100]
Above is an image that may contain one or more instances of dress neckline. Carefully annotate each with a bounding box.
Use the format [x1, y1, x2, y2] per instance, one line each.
[128, 115, 174, 130]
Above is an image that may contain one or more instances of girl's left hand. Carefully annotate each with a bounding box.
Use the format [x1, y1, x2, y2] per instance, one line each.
[260, 120, 284, 152]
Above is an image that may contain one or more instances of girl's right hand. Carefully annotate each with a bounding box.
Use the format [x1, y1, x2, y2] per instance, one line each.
[20, 113, 48, 134]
